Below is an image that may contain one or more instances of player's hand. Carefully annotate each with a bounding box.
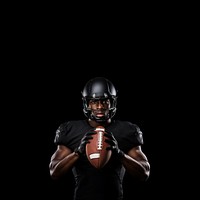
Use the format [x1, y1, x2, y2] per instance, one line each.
[75, 130, 96, 156]
[104, 131, 125, 159]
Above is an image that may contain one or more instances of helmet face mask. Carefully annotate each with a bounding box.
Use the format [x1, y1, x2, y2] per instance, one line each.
[82, 77, 117, 122]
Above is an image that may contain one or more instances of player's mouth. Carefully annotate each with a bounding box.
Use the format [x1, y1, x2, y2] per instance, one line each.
[94, 111, 105, 117]
[96, 113, 104, 117]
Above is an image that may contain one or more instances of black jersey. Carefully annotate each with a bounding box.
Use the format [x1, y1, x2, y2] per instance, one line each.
[54, 120, 143, 200]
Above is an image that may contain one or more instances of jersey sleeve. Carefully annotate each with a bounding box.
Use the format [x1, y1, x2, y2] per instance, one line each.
[54, 121, 69, 145]
[128, 122, 144, 146]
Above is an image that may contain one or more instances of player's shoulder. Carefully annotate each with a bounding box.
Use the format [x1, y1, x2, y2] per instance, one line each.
[114, 120, 142, 135]
[114, 119, 140, 129]
[58, 120, 86, 129]
[54, 120, 86, 144]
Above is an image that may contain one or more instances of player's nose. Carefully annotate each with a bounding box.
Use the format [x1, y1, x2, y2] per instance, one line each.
[96, 101, 104, 108]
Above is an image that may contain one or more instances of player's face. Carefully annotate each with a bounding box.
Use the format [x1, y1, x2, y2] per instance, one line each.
[88, 99, 110, 118]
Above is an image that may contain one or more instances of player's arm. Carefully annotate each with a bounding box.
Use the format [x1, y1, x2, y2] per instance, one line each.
[121, 146, 150, 181]
[49, 145, 79, 180]
[105, 132, 150, 181]
[49, 130, 96, 180]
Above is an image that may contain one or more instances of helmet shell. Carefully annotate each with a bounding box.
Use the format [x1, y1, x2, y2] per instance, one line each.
[82, 77, 117, 100]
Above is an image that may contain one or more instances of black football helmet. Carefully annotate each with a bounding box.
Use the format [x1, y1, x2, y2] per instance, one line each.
[82, 77, 117, 122]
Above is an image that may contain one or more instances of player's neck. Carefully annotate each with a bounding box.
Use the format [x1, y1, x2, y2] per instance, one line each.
[88, 118, 111, 128]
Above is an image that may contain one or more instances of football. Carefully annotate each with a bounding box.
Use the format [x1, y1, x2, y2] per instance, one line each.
[86, 126, 112, 169]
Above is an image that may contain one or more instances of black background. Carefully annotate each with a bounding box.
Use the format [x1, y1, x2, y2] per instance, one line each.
[3, 4, 195, 199]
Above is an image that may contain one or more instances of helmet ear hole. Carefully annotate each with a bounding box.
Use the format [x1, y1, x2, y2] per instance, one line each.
[82, 77, 118, 122]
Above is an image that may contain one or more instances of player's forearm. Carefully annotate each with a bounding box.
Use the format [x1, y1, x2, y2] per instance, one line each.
[50, 152, 79, 180]
[121, 154, 150, 181]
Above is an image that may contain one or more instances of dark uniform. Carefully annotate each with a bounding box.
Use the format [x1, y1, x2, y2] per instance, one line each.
[54, 119, 143, 200]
